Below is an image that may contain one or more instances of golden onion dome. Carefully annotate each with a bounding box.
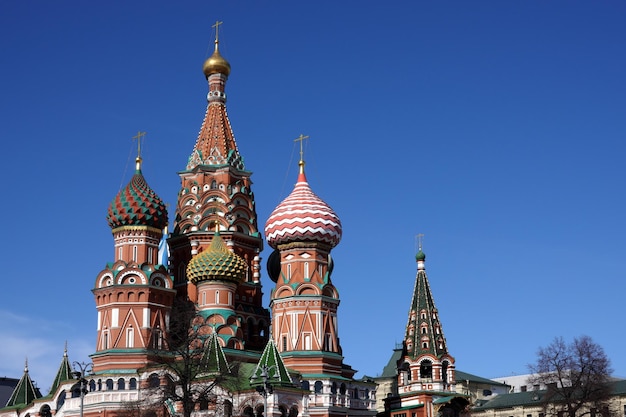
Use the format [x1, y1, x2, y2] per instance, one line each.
[203, 43, 231, 77]
[187, 232, 247, 284]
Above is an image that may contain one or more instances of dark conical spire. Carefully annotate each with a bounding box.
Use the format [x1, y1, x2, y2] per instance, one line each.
[48, 345, 73, 396]
[250, 339, 292, 388]
[201, 332, 230, 374]
[404, 249, 449, 359]
[6, 360, 42, 407]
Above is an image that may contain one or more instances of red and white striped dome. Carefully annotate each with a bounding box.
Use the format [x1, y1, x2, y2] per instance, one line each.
[265, 167, 342, 249]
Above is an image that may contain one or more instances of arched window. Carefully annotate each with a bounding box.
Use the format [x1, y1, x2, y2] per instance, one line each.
[133, 245, 138, 262]
[279, 405, 287, 417]
[56, 391, 66, 410]
[39, 405, 51, 417]
[215, 290, 220, 304]
[129, 378, 137, 390]
[148, 373, 160, 388]
[243, 406, 254, 417]
[314, 381, 323, 394]
[224, 400, 233, 417]
[331, 382, 337, 394]
[339, 383, 347, 395]
[106, 379, 113, 390]
[89, 380, 96, 391]
[420, 360, 433, 379]
[301, 381, 310, 391]
[442, 361, 449, 384]
[288, 406, 299, 417]
[117, 378, 125, 390]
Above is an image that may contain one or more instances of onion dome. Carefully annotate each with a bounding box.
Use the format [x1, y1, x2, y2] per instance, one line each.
[416, 250, 426, 261]
[187, 232, 247, 284]
[265, 161, 342, 248]
[203, 41, 231, 77]
[107, 157, 168, 230]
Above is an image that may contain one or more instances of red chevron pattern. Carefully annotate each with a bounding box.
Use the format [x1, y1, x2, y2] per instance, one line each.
[264, 171, 342, 248]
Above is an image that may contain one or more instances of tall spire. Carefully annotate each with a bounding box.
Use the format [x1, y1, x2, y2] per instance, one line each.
[5, 359, 42, 407]
[188, 21, 241, 170]
[404, 244, 448, 358]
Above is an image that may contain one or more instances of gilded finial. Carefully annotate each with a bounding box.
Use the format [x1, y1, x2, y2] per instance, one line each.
[203, 21, 231, 77]
[294, 134, 310, 174]
[132, 131, 147, 170]
[214, 219, 220, 233]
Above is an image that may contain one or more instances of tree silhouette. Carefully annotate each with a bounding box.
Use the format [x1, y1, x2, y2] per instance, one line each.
[528, 335, 614, 417]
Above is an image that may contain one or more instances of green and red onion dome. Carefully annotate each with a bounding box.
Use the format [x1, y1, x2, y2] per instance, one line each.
[106, 158, 168, 230]
[264, 165, 342, 249]
[187, 232, 248, 284]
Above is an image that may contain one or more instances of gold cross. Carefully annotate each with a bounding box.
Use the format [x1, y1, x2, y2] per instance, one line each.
[294, 134, 310, 163]
[212, 20, 223, 43]
[132, 131, 146, 158]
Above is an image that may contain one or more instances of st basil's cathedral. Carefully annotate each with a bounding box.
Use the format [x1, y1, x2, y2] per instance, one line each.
[0, 27, 467, 417]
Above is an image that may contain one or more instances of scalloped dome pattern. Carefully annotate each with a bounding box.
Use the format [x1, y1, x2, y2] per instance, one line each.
[107, 169, 168, 230]
[265, 172, 342, 248]
[187, 233, 247, 284]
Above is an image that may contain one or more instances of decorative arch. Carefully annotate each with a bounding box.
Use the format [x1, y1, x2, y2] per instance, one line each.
[296, 284, 319, 296]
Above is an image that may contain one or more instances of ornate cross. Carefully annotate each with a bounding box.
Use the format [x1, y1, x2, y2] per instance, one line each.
[294, 134, 310, 163]
[132, 131, 146, 158]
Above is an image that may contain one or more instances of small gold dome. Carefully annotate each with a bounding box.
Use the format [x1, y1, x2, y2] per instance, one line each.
[203, 45, 231, 77]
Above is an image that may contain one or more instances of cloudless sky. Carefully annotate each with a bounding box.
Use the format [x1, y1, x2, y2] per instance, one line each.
[1, 1, 625, 395]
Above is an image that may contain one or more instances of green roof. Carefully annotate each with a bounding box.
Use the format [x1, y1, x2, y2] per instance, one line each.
[250, 339, 293, 388]
[5, 362, 42, 407]
[47, 348, 73, 397]
[473, 379, 626, 410]
[455, 370, 510, 387]
[202, 332, 230, 374]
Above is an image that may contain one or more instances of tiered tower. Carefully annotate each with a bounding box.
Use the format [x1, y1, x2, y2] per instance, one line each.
[168, 26, 269, 351]
[264, 144, 364, 405]
[265, 151, 343, 375]
[92, 153, 175, 373]
[386, 246, 458, 417]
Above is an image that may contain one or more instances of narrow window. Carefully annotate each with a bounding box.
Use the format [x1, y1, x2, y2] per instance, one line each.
[282, 336, 287, 351]
[215, 290, 220, 304]
[127, 327, 134, 348]
[118, 247, 122, 260]
[148, 247, 153, 263]
[304, 262, 309, 278]
[304, 334, 311, 350]
[132, 245, 138, 262]
[318, 264, 323, 278]
[102, 331, 109, 349]
[287, 264, 292, 279]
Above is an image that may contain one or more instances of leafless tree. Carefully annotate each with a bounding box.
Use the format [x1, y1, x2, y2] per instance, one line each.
[146, 300, 248, 417]
[527, 335, 614, 417]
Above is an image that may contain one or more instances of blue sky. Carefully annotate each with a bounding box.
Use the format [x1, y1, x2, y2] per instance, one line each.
[1, 1, 625, 394]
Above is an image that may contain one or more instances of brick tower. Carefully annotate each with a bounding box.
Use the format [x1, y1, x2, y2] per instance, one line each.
[168, 27, 269, 351]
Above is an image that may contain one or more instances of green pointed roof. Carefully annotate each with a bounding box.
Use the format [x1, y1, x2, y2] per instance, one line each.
[250, 339, 293, 388]
[6, 361, 42, 407]
[404, 251, 449, 359]
[48, 347, 73, 397]
[201, 332, 230, 374]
